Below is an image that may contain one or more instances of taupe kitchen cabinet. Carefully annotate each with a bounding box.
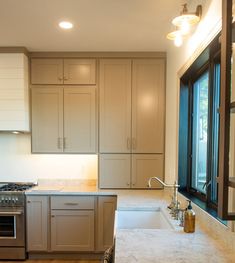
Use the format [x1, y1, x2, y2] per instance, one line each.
[50, 196, 95, 252]
[26, 194, 117, 254]
[99, 154, 131, 188]
[99, 58, 165, 154]
[99, 154, 164, 188]
[31, 58, 96, 85]
[31, 86, 96, 153]
[26, 196, 49, 251]
[96, 196, 117, 251]
[132, 59, 165, 153]
[99, 59, 132, 153]
[99, 58, 165, 188]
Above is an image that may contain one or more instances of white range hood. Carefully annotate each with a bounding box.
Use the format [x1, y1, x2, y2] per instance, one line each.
[0, 53, 30, 132]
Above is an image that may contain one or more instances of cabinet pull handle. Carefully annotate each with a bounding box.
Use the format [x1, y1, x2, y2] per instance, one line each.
[127, 138, 131, 150]
[58, 77, 63, 81]
[63, 76, 68, 81]
[132, 138, 137, 150]
[64, 202, 79, 206]
[63, 137, 67, 149]
[51, 215, 55, 218]
[57, 137, 62, 149]
[27, 201, 31, 203]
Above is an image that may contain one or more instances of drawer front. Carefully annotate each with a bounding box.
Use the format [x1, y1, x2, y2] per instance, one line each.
[51, 196, 95, 210]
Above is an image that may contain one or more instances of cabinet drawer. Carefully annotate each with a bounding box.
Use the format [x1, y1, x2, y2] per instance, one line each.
[51, 196, 95, 210]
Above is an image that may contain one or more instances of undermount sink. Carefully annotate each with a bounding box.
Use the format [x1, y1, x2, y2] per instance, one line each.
[115, 208, 173, 230]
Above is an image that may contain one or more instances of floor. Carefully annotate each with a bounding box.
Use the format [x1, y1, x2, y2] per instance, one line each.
[0, 261, 100, 263]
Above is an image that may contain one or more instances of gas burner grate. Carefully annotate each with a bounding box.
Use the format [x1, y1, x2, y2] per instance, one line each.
[0, 183, 35, 192]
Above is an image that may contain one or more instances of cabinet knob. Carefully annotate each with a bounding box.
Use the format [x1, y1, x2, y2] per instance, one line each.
[58, 77, 63, 81]
[27, 201, 31, 203]
[126, 183, 130, 186]
[51, 215, 55, 218]
[63, 77, 68, 81]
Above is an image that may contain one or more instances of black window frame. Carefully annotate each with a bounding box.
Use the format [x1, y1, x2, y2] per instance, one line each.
[178, 35, 221, 215]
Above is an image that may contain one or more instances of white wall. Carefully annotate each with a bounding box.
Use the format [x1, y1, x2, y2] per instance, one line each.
[165, 0, 222, 183]
[0, 134, 97, 182]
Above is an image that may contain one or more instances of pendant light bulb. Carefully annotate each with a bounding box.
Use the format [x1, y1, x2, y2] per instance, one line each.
[174, 34, 183, 47]
[180, 20, 190, 35]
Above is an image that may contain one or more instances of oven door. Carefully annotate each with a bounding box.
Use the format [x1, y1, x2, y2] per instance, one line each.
[0, 208, 25, 247]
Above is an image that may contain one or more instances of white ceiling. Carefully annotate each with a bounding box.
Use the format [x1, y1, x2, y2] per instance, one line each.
[0, 0, 184, 52]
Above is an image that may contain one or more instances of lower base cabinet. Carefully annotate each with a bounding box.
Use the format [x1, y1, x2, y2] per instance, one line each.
[26, 195, 117, 253]
[96, 196, 117, 251]
[26, 196, 48, 252]
[51, 210, 94, 251]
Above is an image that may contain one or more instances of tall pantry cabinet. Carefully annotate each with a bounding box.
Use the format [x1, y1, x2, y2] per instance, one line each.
[99, 58, 165, 188]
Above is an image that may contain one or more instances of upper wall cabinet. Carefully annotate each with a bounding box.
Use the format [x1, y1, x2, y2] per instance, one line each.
[31, 86, 96, 153]
[132, 59, 165, 153]
[0, 53, 29, 131]
[31, 59, 96, 85]
[99, 59, 132, 153]
[99, 59, 165, 154]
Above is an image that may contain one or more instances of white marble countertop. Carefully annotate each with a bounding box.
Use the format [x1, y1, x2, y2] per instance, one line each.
[111, 191, 235, 263]
[26, 179, 235, 262]
[115, 228, 235, 263]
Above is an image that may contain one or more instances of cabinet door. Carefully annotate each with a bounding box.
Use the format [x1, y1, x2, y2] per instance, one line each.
[63, 59, 96, 84]
[51, 210, 94, 251]
[99, 154, 131, 188]
[31, 87, 63, 153]
[96, 196, 117, 251]
[26, 196, 48, 251]
[31, 59, 63, 84]
[132, 59, 165, 153]
[63, 87, 96, 153]
[99, 59, 132, 153]
[131, 154, 164, 188]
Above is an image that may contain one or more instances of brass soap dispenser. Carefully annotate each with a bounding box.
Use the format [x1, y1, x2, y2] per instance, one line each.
[184, 200, 195, 233]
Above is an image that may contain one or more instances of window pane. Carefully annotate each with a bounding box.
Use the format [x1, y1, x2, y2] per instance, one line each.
[192, 72, 209, 193]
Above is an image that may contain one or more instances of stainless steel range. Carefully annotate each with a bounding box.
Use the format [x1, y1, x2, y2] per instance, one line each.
[0, 183, 36, 260]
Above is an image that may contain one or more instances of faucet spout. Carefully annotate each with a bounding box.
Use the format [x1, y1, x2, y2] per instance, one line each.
[147, 176, 181, 221]
[147, 177, 180, 188]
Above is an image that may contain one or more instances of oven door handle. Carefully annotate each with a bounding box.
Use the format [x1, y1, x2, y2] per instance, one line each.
[0, 211, 23, 215]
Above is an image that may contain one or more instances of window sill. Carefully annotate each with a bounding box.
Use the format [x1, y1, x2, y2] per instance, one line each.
[179, 190, 227, 226]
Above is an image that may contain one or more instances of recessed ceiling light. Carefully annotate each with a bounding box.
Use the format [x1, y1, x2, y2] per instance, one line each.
[59, 21, 73, 29]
